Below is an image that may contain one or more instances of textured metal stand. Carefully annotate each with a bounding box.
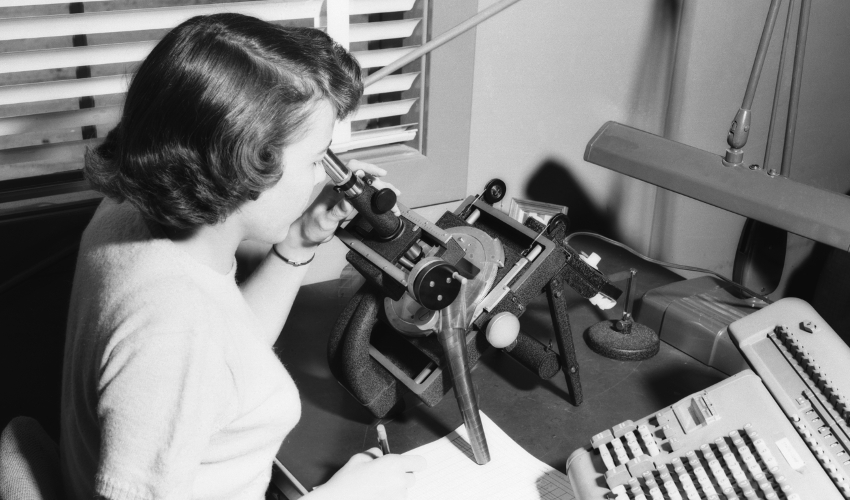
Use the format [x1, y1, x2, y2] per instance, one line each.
[546, 277, 583, 405]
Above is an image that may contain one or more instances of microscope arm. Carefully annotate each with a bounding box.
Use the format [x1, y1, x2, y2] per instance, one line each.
[556, 244, 623, 304]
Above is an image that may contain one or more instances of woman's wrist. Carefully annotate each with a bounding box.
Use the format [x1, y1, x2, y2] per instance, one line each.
[272, 240, 316, 265]
[271, 245, 315, 267]
[273, 226, 320, 264]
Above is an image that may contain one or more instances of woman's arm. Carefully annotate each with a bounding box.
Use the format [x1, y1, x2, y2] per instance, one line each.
[238, 195, 338, 345]
[240, 161, 396, 345]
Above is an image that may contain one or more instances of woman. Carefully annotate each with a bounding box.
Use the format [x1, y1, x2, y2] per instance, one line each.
[60, 13, 425, 500]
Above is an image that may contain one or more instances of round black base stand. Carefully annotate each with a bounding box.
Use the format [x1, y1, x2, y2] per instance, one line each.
[586, 320, 660, 361]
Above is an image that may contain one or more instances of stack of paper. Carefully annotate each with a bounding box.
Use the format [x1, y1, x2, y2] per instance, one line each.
[404, 413, 576, 500]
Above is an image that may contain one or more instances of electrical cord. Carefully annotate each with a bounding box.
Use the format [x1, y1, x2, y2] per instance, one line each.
[565, 231, 774, 305]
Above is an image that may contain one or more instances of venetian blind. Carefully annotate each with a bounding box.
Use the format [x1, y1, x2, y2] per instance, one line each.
[0, 0, 425, 183]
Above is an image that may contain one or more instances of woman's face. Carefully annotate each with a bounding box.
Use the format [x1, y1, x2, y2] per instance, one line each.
[237, 99, 335, 243]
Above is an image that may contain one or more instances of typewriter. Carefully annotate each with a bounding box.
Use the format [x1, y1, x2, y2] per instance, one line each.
[567, 298, 850, 500]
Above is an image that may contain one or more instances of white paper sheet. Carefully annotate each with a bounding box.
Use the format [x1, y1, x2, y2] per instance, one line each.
[404, 412, 576, 500]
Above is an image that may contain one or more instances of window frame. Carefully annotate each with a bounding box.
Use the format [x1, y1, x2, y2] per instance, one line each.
[0, 0, 477, 217]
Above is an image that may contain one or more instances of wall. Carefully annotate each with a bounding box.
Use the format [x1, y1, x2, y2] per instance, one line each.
[468, 0, 681, 254]
[468, 0, 850, 301]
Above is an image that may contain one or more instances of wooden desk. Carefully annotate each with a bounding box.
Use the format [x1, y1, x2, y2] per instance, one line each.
[273, 235, 728, 488]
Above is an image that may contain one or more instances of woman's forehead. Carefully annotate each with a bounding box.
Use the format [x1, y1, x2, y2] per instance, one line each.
[289, 99, 335, 152]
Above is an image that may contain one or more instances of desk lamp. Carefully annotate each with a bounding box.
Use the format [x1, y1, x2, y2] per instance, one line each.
[582, 0, 850, 361]
[586, 0, 850, 258]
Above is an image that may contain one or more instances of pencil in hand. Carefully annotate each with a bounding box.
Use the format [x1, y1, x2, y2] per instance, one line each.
[376, 424, 391, 455]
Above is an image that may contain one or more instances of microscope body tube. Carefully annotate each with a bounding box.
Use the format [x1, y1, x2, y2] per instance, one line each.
[322, 151, 402, 239]
[437, 325, 491, 465]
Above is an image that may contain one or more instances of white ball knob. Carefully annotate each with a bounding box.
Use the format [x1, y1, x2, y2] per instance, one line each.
[486, 312, 520, 349]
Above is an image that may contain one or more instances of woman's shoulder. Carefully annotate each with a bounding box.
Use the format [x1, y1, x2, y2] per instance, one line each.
[77, 199, 168, 279]
[83, 198, 150, 247]
[78, 199, 233, 299]
[93, 260, 238, 391]
[73, 199, 240, 347]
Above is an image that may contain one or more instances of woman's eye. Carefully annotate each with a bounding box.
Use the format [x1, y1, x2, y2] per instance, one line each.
[313, 160, 328, 184]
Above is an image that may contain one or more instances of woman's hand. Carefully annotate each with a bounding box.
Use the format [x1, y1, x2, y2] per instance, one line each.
[306, 448, 427, 500]
[279, 159, 399, 256]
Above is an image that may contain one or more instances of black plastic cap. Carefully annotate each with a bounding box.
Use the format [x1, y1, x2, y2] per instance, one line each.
[412, 261, 462, 310]
[371, 188, 397, 215]
[483, 179, 507, 204]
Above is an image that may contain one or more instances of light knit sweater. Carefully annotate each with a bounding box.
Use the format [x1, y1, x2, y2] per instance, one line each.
[60, 199, 301, 500]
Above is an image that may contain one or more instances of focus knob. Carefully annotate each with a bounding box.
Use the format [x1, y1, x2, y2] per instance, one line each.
[371, 188, 397, 215]
[486, 312, 520, 349]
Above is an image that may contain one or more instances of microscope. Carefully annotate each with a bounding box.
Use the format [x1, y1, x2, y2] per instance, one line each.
[323, 152, 621, 465]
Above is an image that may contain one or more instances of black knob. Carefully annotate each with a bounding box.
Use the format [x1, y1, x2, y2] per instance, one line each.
[483, 179, 506, 204]
[412, 261, 462, 311]
[371, 188, 397, 215]
[545, 213, 570, 235]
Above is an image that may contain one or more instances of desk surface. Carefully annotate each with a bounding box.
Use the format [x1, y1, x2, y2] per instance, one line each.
[273, 235, 728, 488]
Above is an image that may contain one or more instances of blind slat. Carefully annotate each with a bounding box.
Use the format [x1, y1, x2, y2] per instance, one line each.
[352, 98, 416, 121]
[353, 46, 417, 69]
[0, 41, 156, 75]
[2, 124, 421, 165]
[0, 71, 419, 140]
[333, 124, 417, 153]
[0, 0, 323, 41]
[351, 124, 416, 142]
[349, 18, 420, 43]
[350, 0, 415, 16]
[362, 72, 419, 96]
[0, 75, 127, 106]
[0, 138, 101, 168]
[0, 106, 121, 137]
[1, 0, 107, 7]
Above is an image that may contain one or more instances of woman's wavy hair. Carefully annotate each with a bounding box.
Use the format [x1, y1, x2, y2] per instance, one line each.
[85, 13, 362, 229]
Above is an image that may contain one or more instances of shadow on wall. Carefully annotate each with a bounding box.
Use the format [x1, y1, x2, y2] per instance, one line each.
[782, 240, 830, 302]
[627, 0, 681, 133]
[525, 158, 644, 239]
[751, 188, 850, 345]
[525, 159, 614, 236]
[811, 246, 850, 344]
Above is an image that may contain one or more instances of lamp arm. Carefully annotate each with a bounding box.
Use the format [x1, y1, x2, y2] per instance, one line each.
[723, 0, 783, 167]
[779, 0, 812, 179]
[763, 0, 797, 176]
[363, 0, 524, 88]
